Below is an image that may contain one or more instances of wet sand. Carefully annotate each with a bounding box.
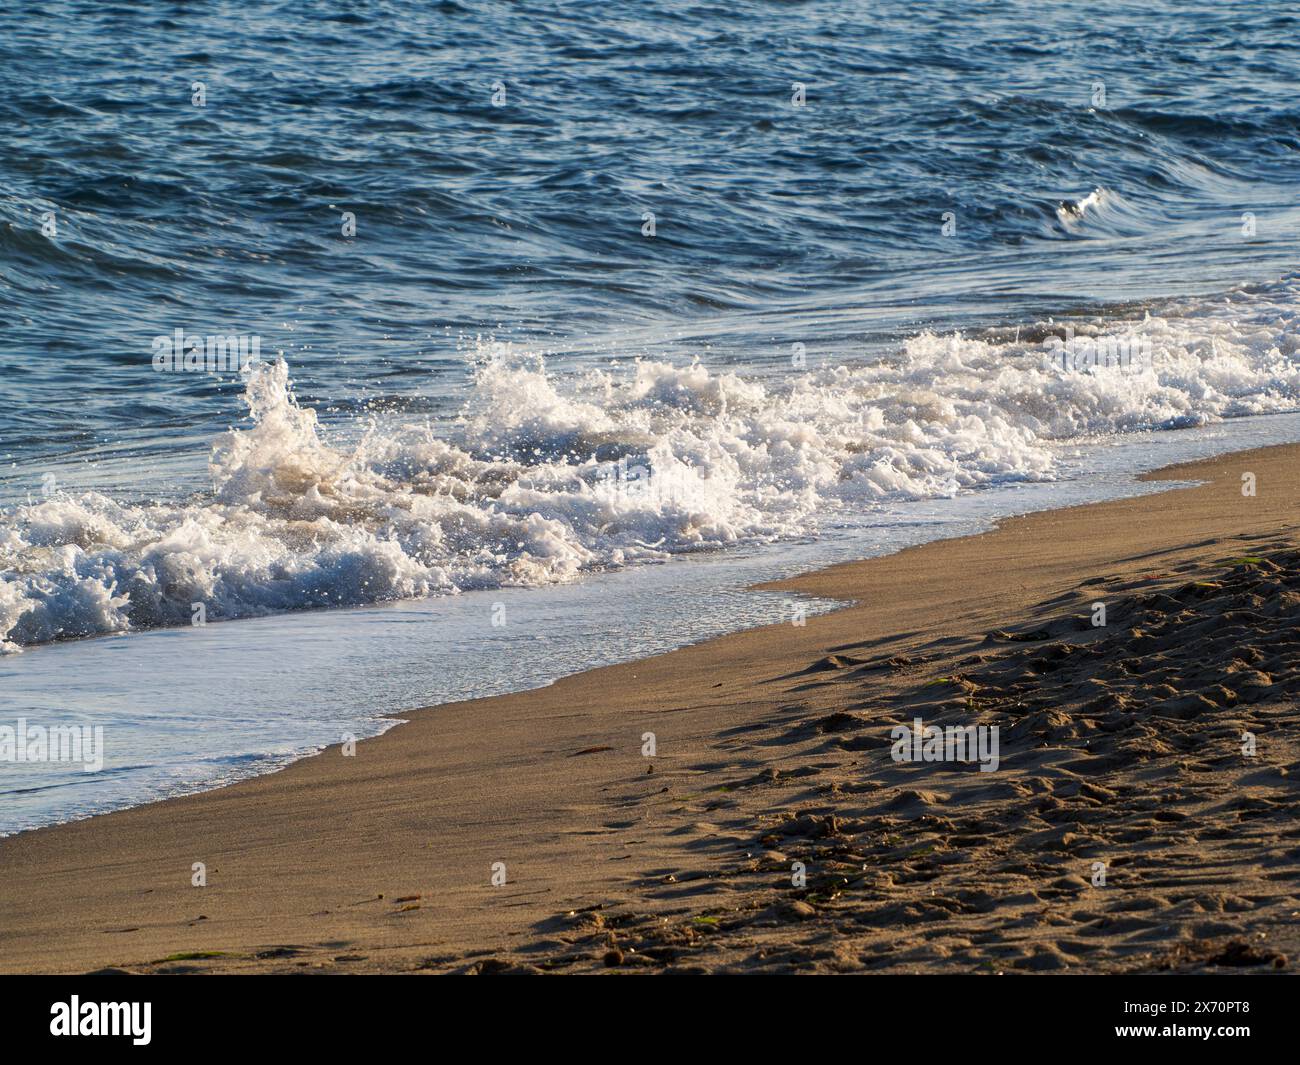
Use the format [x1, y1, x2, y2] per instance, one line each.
[1, 443, 1298, 974]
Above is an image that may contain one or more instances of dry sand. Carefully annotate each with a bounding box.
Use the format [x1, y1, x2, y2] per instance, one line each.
[2, 443, 1298, 974]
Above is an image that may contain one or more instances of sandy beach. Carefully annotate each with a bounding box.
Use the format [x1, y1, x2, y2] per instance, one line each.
[2, 442, 1298, 975]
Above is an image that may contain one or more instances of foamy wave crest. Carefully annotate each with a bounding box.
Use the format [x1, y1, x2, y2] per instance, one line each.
[3, 282, 1299, 651]
[1055, 186, 1149, 236]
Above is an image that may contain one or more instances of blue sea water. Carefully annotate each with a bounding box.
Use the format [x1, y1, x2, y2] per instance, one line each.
[2, 0, 1300, 832]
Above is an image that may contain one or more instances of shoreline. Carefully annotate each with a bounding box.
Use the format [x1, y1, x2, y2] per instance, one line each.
[11, 413, 1300, 842]
[2, 441, 1298, 973]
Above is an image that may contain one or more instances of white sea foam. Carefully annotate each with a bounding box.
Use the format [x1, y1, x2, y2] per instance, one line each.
[1055, 186, 1149, 235]
[2, 282, 1298, 652]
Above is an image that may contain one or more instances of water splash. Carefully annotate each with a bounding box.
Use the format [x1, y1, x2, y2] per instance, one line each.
[2, 280, 1298, 652]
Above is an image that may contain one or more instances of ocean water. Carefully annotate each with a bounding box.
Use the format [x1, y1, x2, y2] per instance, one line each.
[3, 0, 1300, 833]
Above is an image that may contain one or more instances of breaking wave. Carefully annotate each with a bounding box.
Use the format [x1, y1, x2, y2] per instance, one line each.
[3, 280, 1299, 652]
